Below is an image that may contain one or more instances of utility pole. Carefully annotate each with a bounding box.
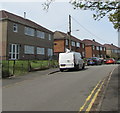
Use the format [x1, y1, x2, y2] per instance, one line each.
[68, 15, 71, 50]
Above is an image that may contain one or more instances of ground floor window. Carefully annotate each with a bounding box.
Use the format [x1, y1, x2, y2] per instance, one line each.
[9, 44, 19, 60]
[37, 47, 45, 55]
[48, 48, 53, 56]
[24, 45, 34, 54]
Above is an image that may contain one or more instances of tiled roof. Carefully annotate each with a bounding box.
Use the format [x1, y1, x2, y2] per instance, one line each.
[83, 39, 105, 47]
[0, 10, 53, 34]
[54, 31, 84, 43]
[104, 44, 120, 50]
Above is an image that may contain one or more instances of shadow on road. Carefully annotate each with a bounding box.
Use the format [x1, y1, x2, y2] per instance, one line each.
[62, 68, 89, 72]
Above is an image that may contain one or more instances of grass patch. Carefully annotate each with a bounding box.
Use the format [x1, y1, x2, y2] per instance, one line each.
[2, 60, 58, 77]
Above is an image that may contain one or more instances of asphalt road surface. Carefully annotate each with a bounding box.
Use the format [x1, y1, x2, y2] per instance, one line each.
[2, 64, 118, 111]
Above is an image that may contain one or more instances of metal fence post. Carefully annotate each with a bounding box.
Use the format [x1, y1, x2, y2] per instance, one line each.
[12, 60, 15, 75]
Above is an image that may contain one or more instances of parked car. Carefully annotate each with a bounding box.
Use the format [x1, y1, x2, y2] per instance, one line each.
[87, 57, 102, 65]
[105, 58, 116, 64]
[59, 51, 85, 72]
[116, 59, 120, 64]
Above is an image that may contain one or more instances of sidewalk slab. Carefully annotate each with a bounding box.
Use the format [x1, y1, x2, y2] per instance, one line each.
[100, 65, 119, 111]
[2, 68, 59, 87]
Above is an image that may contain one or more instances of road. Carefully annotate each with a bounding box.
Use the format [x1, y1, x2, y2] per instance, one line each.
[2, 65, 118, 111]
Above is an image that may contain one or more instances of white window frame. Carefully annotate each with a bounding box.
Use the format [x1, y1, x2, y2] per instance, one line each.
[66, 39, 68, 45]
[37, 30, 45, 39]
[25, 27, 35, 36]
[48, 34, 52, 40]
[48, 48, 53, 56]
[82, 43, 85, 48]
[96, 46, 99, 50]
[37, 47, 45, 55]
[71, 41, 75, 47]
[13, 23, 18, 32]
[9, 44, 19, 60]
[93, 45, 95, 50]
[100, 47, 102, 51]
[76, 42, 80, 47]
[24, 45, 34, 54]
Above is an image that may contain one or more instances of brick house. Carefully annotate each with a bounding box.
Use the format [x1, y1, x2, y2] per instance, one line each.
[83, 39, 106, 58]
[104, 44, 120, 59]
[0, 10, 54, 60]
[54, 31, 85, 58]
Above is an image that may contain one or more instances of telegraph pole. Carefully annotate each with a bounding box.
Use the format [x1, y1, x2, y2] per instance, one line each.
[68, 15, 72, 50]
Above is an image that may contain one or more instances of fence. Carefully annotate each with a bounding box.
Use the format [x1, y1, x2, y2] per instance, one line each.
[2, 60, 58, 78]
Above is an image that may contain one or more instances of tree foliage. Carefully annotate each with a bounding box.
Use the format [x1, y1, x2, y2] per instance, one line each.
[43, 0, 120, 30]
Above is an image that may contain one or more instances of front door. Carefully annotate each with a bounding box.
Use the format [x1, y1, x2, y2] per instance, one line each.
[9, 44, 19, 60]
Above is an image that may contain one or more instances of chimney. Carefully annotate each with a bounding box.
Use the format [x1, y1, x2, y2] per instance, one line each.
[93, 39, 95, 42]
[111, 43, 113, 45]
[24, 12, 26, 19]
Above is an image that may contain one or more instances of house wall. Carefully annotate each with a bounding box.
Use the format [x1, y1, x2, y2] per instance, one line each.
[0, 20, 8, 60]
[54, 39, 65, 53]
[7, 20, 53, 60]
[85, 46, 92, 58]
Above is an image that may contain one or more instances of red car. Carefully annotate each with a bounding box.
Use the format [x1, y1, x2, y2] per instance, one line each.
[105, 58, 116, 64]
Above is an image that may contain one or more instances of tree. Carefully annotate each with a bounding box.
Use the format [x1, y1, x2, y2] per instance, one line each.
[43, 0, 120, 30]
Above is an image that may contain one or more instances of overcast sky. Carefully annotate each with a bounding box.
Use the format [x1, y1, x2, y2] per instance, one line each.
[0, 1, 118, 46]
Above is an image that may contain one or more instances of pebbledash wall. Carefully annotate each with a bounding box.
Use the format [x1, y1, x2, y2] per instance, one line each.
[0, 10, 54, 60]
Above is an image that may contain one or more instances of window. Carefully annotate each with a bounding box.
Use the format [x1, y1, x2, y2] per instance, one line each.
[37, 30, 45, 39]
[48, 48, 53, 56]
[96, 46, 99, 50]
[104, 47, 106, 51]
[93, 46, 95, 50]
[100, 47, 102, 51]
[25, 27, 35, 36]
[48, 34, 52, 40]
[24, 45, 34, 54]
[71, 41, 75, 47]
[9, 44, 19, 59]
[66, 39, 68, 45]
[82, 43, 85, 48]
[37, 47, 45, 55]
[82, 52, 85, 57]
[13, 23, 18, 32]
[76, 42, 80, 47]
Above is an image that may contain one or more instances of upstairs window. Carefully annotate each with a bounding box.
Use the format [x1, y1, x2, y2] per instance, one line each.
[37, 30, 45, 39]
[13, 23, 18, 32]
[66, 39, 68, 45]
[93, 45, 95, 50]
[76, 42, 80, 47]
[96, 46, 99, 50]
[71, 41, 75, 47]
[100, 47, 103, 51]
[25, 27, 35, 36]
[104, 47, 106, 51]
[82, 43, 85, 48]
[48, 34, 52, 40]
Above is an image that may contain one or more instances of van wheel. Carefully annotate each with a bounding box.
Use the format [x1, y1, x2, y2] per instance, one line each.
[82, 64, 85, 69]
[60, 69, 64, 72]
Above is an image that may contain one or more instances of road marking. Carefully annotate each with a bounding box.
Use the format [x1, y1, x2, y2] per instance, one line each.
[79, 80, 101, 112]
[85, 78, 105, 112]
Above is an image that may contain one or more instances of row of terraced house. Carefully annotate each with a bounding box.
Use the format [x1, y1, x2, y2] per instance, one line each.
[0, 10, 120, 60]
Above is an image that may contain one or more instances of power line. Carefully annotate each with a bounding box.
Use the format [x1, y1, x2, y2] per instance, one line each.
[71, 16, 111, 44]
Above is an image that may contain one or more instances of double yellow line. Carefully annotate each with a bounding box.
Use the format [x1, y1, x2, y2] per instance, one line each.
[78, 78, 106, 113]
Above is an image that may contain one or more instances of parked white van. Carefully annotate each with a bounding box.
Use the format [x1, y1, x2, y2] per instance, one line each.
[59, 51, 85, 72]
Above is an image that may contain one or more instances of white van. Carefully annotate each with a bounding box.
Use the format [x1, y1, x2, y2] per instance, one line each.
[59, 52, 85, 72]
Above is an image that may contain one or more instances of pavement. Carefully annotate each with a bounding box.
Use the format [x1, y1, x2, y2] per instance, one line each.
[99, 65, 119, 112]
[2, 68, 59, 87]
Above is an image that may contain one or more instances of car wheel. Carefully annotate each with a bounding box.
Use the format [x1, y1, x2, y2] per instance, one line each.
[60, 69, 64, 72]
